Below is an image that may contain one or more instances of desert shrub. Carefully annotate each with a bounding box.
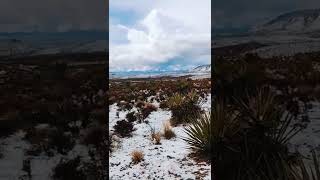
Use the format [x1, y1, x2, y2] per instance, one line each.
[109, 96, 116, 105]
[0, 112, 22, 137]
[113, 120, 134, 137]
[89, 108, 106, 124]
[177, 80, 191, 94]
[162, 121, 176, 139]
[167, 91, 202, 125]
[54, 62, 68, 80]
[52, 156, 86, 180]
[48, 130, 75, 155]
[131, 150, 144, 164]
[136, 100, 145, 108]
[141, 103, 157, 119]
[82, 125, 107, 148]
[159, 101, 168, 109]
[126, 112, 137, 122]
[80, 161, 106, 180]
[117, 101, 133, 111]
[24, 125, 63, 155]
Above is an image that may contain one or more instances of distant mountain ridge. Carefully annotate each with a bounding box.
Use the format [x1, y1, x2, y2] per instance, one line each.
[192, 64, 211, 72]
[0, 31, 107, 58]
[254, 9, 320, 34]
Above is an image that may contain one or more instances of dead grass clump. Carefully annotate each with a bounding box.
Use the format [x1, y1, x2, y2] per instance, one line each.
[162, 121, 176, 139]
[151, 132, 161, 145]
[131, 150, 144, 164]
[109, 134, 121, 153]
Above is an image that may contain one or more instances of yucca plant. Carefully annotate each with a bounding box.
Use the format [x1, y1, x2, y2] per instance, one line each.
[235, 86, 281, 128]
[183, 98, 240, 159]
[248, 150, 320, 180]
[294, 150, 320, 180]
[235, 86, 303, 146]
[212, 87, 306, 180]
[183, 112, 212, 156]
[269, 111, 303, 145]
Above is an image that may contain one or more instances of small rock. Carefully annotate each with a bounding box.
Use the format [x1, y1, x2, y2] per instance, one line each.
[167, 155, 174, 159]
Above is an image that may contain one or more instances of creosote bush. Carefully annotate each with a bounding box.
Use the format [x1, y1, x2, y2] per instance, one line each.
[48, 130, 75, 155]
[82, 125, 107, 148]
[52, 156, 85, 180]
[126, 111, 137, 122]
[113, 120, 134, 137]
[141, 103, 157, 119]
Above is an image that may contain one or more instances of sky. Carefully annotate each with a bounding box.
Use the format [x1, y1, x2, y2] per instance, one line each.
[109, 0, 211, 72]
[0, 0, 107, 32]
[213, 0, 320, 31]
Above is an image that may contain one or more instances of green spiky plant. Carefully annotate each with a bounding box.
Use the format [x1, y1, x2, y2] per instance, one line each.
[293, 150, 320, 180]
[167, 90, 202, 125]
[207, 87, 306, 180]
[183, 112, 212, 156]
[183, 98, 240, 161]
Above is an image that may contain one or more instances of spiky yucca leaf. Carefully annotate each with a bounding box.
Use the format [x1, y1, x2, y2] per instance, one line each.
[269, 111, 303, 145]
[183, 99, 240, 157]
[294, 150, 320, 180]
[235, 86, 281, 128]
[183, 112, 212, 154]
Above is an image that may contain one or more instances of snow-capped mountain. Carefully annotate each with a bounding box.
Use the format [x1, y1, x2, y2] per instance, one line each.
[192, 64, 211, 72]
[0, 31, 107, 57]
[254, 9, 320, 34]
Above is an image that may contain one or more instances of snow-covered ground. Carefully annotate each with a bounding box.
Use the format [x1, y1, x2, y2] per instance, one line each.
[0, 128, 91, 179]
[214, 34, 320, 58]
[109, 94, 212, 179]
[0, 131, 30, 179]
[289, 102, 320, 157]
[190, 73, 211, 80]
[249, 41, 320, 58]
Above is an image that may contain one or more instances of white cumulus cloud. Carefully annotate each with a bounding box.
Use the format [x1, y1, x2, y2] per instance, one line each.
[109, 0, 211, 72]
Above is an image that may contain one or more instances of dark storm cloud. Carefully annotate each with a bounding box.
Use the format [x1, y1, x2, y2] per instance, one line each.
[213, 0, 320, 28]
[0, 0, 108, 32]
